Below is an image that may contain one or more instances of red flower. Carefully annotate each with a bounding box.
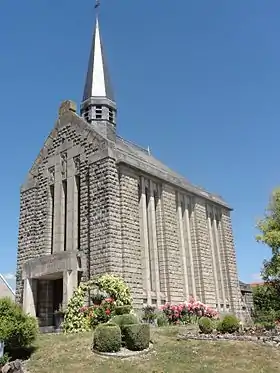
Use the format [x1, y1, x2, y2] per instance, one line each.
[105, 309, 111, 315]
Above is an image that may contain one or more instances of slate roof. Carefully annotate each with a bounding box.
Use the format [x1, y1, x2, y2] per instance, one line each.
[0, 274, 15, 300]
[116, 135, 230, 209]
[239, 281, 253, 292]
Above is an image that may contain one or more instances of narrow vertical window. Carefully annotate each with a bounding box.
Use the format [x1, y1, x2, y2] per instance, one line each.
[75, 175, 81, 250]
[50, 185, 54, 254]
[138, 182, 141, 203]
[154, 189, 161, 284]
[181, 200, 184, 218]
[145, 186, 153, 291]
[63, 180, 67, 251]
[154, 190, 158, 211]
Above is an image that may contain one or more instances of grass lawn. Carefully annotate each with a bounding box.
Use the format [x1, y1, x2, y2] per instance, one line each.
[26, 327, 280, 373]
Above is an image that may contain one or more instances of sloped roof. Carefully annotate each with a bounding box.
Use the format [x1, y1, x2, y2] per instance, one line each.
[21, 106, 230, 210]
[239, 280, 253, 292]
[0, 274, 15, 300]
[116, 135, 230, 209]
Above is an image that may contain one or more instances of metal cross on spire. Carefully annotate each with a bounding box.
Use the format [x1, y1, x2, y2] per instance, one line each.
[95, 0, 100, 10]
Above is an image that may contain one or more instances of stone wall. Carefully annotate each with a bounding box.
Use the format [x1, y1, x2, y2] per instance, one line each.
[193, 199, 216, 307]
[119, 166, 143, 308]
[221, 210, 241, 314]
[88, 156, 123, 276]
[16, 111, 108, 301]
[16, 187, 38, 303]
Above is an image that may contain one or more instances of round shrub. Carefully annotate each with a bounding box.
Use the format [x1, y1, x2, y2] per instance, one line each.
[198, 317, 213, 334]
[0, 297, 38, 351]
[93, 323, 121, 353]
[110, 314, 139, 331]
[114, 305, 132, 315]
[122, 324, 150, 351]
[218, 314, 239, 334]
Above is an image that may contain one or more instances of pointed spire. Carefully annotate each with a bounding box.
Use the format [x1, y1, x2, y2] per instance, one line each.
[83, 16, 114, 102]
[81, 2, 117, 138]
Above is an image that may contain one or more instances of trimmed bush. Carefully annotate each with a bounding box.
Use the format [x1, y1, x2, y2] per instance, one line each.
[110, 314, 139, 331]
[217, 314, 239, 334]
[93, 323, 121, 353]
[114, 305, 132, 315]
[0, 298, 38, 351]
[122, 324, 150, 351]
[198, 317, 213, 334]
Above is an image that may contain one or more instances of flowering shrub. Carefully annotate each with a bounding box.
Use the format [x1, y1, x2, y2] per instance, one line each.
[80, 297, 116, 328]
[161, 297, 218, 325]
[63, 274, 132, 333]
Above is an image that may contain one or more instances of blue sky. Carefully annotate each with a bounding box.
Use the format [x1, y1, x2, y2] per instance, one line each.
[0, 0, 279, 289]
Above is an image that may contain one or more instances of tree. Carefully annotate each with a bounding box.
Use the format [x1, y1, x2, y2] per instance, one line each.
[256, 187, 280, 292]
[253, 284, 280, 313]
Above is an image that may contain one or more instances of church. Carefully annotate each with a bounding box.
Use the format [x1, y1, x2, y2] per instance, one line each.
[16, 11, 242, 328]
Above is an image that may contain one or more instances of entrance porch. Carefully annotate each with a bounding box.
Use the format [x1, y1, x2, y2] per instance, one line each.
[22, 251, 85, 331]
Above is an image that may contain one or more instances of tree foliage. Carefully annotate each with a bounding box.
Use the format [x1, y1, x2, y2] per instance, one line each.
[253, 284, 280, 313]
[0, 297, 38, 351]
[256, 187, 280, 288]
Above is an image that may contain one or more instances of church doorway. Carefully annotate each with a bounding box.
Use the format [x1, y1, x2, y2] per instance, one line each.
[36, 275, 63, 329]
[52, 278, 63, 313]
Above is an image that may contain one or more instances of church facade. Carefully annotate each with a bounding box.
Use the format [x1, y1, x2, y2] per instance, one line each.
[16, 15, 242, 327]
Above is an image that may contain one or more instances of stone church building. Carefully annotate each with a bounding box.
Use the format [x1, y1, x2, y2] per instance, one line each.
[16, 14, 242, 327]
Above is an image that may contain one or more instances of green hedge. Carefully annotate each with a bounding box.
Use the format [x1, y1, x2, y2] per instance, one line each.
[122, 324, 150, 351]
[93, 324, 121, 353]
[110, 314, 139, 331]
[0, 297, 38, 351]
[198, 317, 213, 334]
[114, 305, 132, 315]
[217, 315, 239, 334]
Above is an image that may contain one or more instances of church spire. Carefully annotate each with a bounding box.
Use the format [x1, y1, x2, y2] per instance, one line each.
[81, 1, 117, 139]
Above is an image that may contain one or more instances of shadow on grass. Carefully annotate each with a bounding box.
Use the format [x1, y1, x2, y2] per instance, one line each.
[6, 345, 38, 361]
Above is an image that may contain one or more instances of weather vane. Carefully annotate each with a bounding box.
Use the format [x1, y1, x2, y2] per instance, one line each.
[95, 0, 100, 9]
